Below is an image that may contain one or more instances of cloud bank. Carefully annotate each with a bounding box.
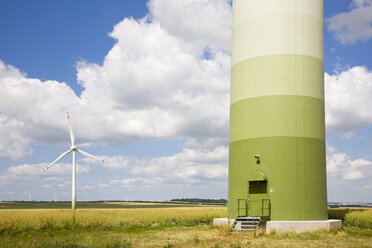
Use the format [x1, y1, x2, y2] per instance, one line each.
[327, 147, 372, 201]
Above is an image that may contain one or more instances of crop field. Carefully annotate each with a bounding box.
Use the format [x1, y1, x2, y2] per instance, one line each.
[0, 201, 215, 210]
[0, 202, 371, 248]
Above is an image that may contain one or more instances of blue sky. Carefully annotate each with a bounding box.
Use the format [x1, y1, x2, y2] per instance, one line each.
[0, 0, 148, 95]
[0, 0, 372, 202]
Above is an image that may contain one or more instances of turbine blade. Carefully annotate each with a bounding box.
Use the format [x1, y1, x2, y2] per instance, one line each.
[44, 149, 72, 172]
[77, 149, 107, 163]
[67, 112, 75, 146]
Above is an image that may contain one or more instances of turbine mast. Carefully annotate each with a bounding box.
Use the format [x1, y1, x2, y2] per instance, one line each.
[72, 150, 76, 210]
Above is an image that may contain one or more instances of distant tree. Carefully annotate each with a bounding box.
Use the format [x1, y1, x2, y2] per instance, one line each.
[170, 198, 227, 204]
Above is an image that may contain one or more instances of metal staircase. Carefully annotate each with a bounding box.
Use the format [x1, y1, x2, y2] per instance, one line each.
[230, 216, 261, 234]
[227, 198, 270, 235]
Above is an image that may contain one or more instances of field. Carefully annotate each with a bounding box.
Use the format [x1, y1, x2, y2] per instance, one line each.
[0, 202, 371, 248]
[0, 201, 212, 210]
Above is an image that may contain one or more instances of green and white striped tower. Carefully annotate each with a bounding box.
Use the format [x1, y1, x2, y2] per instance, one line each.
[228, 0, 328, 221]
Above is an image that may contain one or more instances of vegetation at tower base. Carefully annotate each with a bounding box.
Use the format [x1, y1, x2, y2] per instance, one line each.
[228, 0, 327, 221]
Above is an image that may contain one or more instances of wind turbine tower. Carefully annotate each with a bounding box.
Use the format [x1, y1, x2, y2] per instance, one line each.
[227, 0, 341, 233]
[44, 113, 107, 210]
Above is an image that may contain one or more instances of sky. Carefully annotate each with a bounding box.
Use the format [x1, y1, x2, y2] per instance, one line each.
[0, 0, 371, 203]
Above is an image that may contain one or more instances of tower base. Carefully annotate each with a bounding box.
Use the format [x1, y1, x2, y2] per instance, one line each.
[266, 220, 342, 233]
[212, 218, 342, 233]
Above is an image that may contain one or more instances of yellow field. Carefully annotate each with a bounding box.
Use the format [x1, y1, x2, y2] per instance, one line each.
[0, 207, 226, 234]
[0, 207, 371, 248]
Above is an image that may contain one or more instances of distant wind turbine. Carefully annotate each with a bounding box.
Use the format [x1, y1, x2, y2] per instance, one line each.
[27, 193, 32, 201]
[44, 112, 107, 210]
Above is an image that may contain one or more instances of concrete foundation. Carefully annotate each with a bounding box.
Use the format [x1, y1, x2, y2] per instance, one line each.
[213, 218, 342, 233]
[213, 218, 229, 227]
[266, 220, 342, 233]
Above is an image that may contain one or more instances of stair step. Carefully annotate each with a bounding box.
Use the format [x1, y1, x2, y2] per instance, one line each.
[232, 224, 258, 229]
[232, 226, 257, 229]
[232, 228, 255, 230]
[230, 217, 264, 234]
[231, 231, 255, 234]
[232, 230, 255, 232]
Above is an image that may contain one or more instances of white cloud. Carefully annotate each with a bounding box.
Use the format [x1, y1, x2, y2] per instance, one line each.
[327, 0, 372, 44]
[56, 182, 70, 188]
[326, 148, 372, 201]
[0, 114, 31, 159]
[98, 184, 109, 188]
[80, 185, 95, 191]
[90, 146, 228, 189]
[327, 151, 372, 180]
[343, 171, 364, 180]
[0, 161, 92, 200]
[44, 176, 63, 182]
[110, 177, 163, 189]
[8, 163, 91, 177]
[0, 61, 80, 158]
[325, 66, 372, 137]
[0, 162, 91, 186]
[326, 144, 336, 154]
[148, 0, 232, 52]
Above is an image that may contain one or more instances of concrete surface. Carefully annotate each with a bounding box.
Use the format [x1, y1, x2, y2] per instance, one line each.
[213, 218, 229, 227]
[266, 220, 342, 233]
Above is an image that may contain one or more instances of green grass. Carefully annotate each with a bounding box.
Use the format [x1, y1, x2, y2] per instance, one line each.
[0, 204, 371, 248]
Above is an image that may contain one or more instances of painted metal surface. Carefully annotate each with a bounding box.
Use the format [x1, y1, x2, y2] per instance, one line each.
[228, 0, 328, 221]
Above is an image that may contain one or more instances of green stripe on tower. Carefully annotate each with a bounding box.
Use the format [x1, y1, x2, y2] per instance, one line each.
[230, 95, 325, 142]
[229, 136, 327, 221]
[228, 0, 327, 221]
[231, 55, 324, 104]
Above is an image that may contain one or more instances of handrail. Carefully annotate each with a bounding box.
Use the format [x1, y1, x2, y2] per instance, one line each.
[252, 198, 270, 235]
[251, 199, 262, 227]
[227, 198, 246, 226]
[227, 199, 238, 223]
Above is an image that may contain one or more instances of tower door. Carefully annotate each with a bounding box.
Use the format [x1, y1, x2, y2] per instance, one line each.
[247, 180, 268, 216]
